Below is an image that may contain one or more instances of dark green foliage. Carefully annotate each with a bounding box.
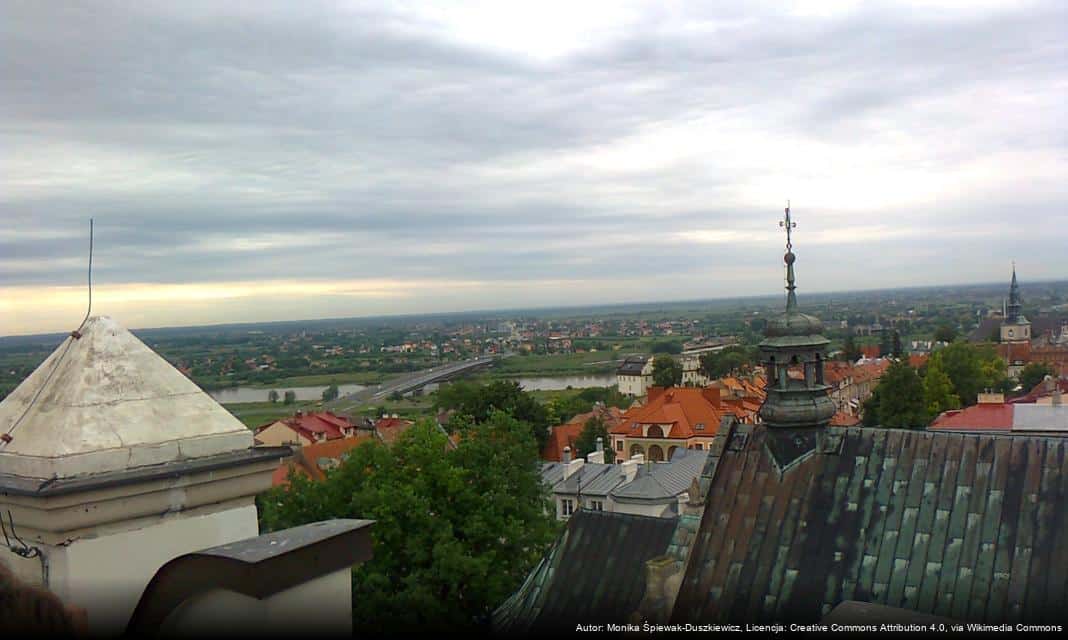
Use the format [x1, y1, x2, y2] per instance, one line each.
[268, 389, 279, 403]
[573, 417, 615, 463]
[1018, 362, 1054, 393]
[699, 345, 758, 379]
[863, 360, 929, 428]
[258, 413, 558, 633]
[322, 382, 339, 402]
[930, 342, 1008, 406]
[283, 390, 296, 404]
[650, 340, 682, 354]
[842, 335, 861, 362]
[651, 355, 682, 387]
[434, 380, 551, 449]
[934, 324, 958, 343]
[891, 330, 902, 358]
[922, 356, 960, 417]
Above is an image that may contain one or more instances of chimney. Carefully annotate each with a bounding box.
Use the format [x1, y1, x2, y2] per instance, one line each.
[630, 453, 645, 464]
[977, 390, 1005, 404]
[392, 413, 399, 419]
[596, 437, 604, 452]
[563, 457, 585, 480]
[620, 459, 638, 483]
[562, 446, 571, 464]
[587, 450, 604, 464]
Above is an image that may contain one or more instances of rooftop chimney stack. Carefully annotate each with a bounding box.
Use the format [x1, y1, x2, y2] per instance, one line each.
[620, 459, 638, 483]
[587, 441, 605, 464]
[562, 446, 571, 464]
[563, 456, 585, 480]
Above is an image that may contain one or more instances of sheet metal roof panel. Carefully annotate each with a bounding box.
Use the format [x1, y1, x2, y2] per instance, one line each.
[1011, 404, 1068, 432]
[670, 426, 1068, 624]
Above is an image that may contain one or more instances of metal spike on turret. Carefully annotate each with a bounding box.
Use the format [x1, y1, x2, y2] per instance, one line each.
[757, 204, 836, 433]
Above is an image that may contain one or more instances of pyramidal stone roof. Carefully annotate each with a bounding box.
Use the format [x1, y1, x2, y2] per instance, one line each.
[0, 316, 253, 480]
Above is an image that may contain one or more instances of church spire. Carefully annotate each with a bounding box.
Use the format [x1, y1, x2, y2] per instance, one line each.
[1007, 262, 1022, 324]
[780, 202, 798, 311]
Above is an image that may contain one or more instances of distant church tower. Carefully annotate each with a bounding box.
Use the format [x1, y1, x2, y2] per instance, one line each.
[1000, 264, 1031, 343]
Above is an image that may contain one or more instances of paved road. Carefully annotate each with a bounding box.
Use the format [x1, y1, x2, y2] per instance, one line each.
[328, 353, 508, 413]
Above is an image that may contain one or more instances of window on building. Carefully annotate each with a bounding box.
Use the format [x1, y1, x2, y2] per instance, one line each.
[615, 439, 623, 452]
[695, 423, 705, 431]
[561, 499, 574, 517]
[647, 424, 664, 438]
[590, 500, 604, 512]
[694, 443, 703, 450]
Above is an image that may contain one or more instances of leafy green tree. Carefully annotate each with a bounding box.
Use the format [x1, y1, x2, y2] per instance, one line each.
[933, 324, 958, 344]
[268, 389, 279, 403]
[434, 380, 551, 450]
[258, 414, 557, 633]
[573, 416, 615, 463]
[652, 355, 682, 387]
[922, 357, 960, 418]
[322, 382, 340, 402]
[879, 331, 892, 357]
[931, 342, 1009, 406]
[650, 340, 682, 354]
[863, 360, 929, 428]
[283, 390, 296, 405]
[842, 335, 861, 362]
[1017, 362, 1054, 394]
[892, 330, 903, 358]
[699, 346, 758, 379]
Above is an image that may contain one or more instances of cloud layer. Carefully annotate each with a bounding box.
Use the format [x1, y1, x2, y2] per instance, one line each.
[3, 1, 1066, 334]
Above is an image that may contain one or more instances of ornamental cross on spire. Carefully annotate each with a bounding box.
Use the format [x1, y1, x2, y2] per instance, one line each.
[779, 200, 796, 252]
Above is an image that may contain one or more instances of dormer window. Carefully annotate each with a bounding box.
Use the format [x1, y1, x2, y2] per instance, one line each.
[695, 423, 705, 431]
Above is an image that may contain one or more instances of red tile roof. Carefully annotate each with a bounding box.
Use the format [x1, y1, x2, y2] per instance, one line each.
[374, 417, 415, 445]
[929, 403, 1014, 432]
[612, 387, 725, 439]
[271, 434, 372, 486]
[860, 345, 880, 359]
[542, 405, 624, 461]
[1010, 376, 1068, 404]
[255, 411, 358, 443]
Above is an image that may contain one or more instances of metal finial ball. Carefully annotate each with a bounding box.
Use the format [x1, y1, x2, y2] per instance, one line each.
[784, 251, 796, 265]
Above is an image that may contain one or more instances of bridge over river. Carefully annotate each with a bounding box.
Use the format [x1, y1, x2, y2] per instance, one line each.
[327, 353, 508, 413]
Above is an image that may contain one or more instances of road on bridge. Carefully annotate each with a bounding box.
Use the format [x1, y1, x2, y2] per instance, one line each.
[327, 353, 510, 414]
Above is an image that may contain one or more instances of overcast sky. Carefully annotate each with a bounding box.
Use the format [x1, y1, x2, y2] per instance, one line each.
[2, 0, 1065, 336]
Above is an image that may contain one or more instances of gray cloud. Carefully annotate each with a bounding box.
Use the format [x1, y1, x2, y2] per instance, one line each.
[2, 0, 1066, 332]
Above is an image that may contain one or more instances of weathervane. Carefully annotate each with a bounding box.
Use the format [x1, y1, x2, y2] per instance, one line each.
[779, 200, 796, 252]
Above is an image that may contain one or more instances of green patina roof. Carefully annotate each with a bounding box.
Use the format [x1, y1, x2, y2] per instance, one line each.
[492, 510, 677, 633]
[671, 425, 1068, 624]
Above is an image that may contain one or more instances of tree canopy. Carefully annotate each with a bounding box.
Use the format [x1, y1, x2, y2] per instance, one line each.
[650, 340, 683, 354]
[573, 416, 615, 463]
[1018, 362, 1055, 394]
[258, 413, 558, 633]
[929, 342, 1009, 406]
[699, 345, 759, 379]
[322, 382, 339, 402]
[863, 360, 929, 429]
[922, 356, 960, 418]
[651, 355, 683, 387]
[434, 380, 552, 449]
